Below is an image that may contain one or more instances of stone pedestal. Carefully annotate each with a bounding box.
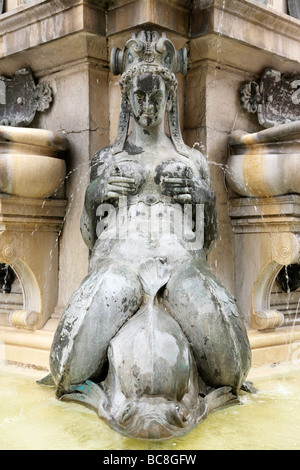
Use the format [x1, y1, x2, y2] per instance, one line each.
[0, 195, 66, 330]
[229, 195, 300, 330]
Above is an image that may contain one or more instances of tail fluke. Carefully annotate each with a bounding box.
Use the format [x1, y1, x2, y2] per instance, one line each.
[36, 373, 55, 386]
[139, 258, 170, 296]
[60, 380, 110, 419]
[205, 386, 239, 415]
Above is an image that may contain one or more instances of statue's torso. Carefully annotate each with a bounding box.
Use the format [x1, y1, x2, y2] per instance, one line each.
[90, 144, 205, 271]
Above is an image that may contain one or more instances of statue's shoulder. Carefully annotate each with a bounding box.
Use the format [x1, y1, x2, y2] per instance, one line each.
[90, 145, 114, 181]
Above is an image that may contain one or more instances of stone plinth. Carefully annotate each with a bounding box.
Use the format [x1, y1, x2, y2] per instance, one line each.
[0, 195, 67, 330]
[229, 195, 300, 330]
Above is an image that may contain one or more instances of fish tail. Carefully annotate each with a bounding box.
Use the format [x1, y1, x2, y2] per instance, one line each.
[138, 258, 170, 297]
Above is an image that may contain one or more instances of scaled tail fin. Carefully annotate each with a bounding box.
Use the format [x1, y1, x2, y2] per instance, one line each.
[138, 258, 170, 297]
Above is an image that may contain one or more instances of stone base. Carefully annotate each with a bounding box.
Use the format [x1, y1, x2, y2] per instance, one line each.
[0, 324, 55, 370]
[1, 321, 300, 372]
[249, 326, 300, 367]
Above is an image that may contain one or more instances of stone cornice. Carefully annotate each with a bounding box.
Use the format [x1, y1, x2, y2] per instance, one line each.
[1, 0, 300, 76]
[0, 0, 107, 70]
[192, 0, 300, 39]
[106, 0, 192, 36]
[190, 0, 300, 73]
[0, 0, 106, 35]
[0, 0, 108, 76]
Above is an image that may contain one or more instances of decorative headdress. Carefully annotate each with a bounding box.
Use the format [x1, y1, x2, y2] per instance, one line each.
[110, 31, 188, 157]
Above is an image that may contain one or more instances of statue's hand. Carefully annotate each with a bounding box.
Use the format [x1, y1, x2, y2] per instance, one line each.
[162, 174, 214, 205]
[106, 175, 138, 199]
[162, 176, 193, 204]
[105, 161, 145, 200]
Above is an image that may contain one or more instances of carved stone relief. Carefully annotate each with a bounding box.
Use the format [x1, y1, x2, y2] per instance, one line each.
[0, 68, 52, 127]
[240, 68, 300, 128]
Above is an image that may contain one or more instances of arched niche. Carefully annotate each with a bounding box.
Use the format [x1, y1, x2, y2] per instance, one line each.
[270, 263, 300, 327]
[0, 262, 23, 327]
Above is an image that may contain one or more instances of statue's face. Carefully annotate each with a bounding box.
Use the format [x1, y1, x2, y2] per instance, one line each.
[129, 73, 168, 128]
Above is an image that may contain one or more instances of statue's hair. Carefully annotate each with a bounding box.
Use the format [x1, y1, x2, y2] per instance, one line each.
[119, 64, 177, 101]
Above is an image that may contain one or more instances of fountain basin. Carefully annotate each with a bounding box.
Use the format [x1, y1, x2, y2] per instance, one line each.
[227, 122, 300, 197]
[1, 363, 300, 450]
[0, 126, 67, 198]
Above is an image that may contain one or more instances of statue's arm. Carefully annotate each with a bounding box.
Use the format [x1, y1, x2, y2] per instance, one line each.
[80, 147, 141, 250]
[80, 175, 106, 250]
[201, 184, 219, 255]
[193, 153, 219, 254]
[80, 147, 112, 250]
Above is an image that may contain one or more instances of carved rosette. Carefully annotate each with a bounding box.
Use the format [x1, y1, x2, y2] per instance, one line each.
[35, 82, 52, 112]
[240, 81, 262, 114]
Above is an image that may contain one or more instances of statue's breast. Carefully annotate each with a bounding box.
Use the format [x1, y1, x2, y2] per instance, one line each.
[107, 158, 147, 189]
[154, 159, 195, 185]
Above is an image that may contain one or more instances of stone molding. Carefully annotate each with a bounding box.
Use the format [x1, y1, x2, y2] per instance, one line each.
[190, 0, 300, 74]
[192, 0, 300, 39]
[0, 0, 107, 75]
[0, 196, 67, 330]
[1, 0, 300, 78]
[106, 0, 191, 36]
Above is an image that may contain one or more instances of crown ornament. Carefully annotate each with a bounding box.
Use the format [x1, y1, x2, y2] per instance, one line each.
[111, 31, 187, 76]
[111, 31, 188, 157]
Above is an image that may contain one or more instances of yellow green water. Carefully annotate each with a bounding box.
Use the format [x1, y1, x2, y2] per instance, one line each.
[0, 366, 300, 450]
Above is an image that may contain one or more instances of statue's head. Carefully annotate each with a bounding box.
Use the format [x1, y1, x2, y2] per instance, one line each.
[110, 31, 188, 156]
[121, 69, 174, 129]
[114, 396, 194, 441]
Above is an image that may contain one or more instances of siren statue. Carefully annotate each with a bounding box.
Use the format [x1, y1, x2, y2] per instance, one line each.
[45, 31, 252, 440]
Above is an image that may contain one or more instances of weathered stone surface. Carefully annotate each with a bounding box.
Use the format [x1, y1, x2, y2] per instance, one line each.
[227, 122, 300, 197]
[0, 125, 67, 197]
[228, 195, 300, 329]
[0, 194, 67, 330]
[0, 68, 52, 127]
[240, 68, 300, 128]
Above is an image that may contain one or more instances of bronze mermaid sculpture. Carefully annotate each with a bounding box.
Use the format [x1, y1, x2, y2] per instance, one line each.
[47, 31, 252, 440]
